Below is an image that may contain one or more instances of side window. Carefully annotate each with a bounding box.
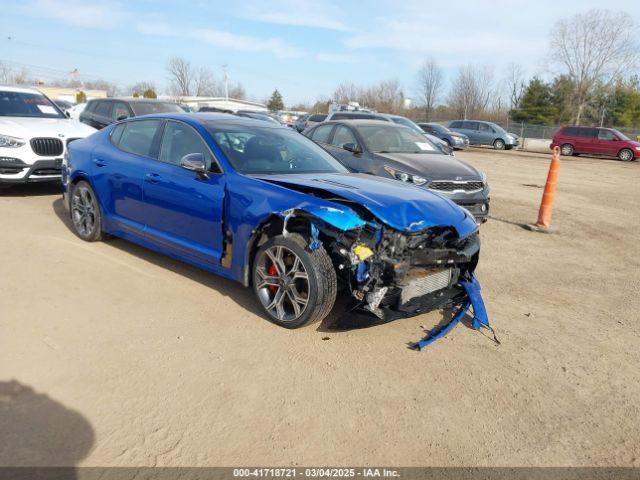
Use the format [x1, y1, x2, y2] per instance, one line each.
[562, 127, 576, 136]
[159, 121, 214, 169]
[597, 129, 615, 140]
[94, 101, 112, 118]
[331, 113, 346, 120]
[463, 121, 478, 130]
[311, 124, 333, 144]
[84, 101, 97, 113]
[116, 120, 161, 157]
[309, 114, 325, 122]
[331, 125, 358, 149]
[450, 121, 462, 128]
[478, 123, 491, 132]
[112, 102, 130, 121]
[110, 123, 126, 145]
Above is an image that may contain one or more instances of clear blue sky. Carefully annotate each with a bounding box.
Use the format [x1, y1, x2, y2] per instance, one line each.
[1, 0, 638, 105]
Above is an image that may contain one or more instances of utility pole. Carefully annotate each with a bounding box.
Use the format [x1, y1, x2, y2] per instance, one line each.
[222, 65, 229, 102]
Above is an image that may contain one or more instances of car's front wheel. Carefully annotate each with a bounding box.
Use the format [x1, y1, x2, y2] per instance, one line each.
[252, 234, 336, 328]
[618, 148, 634, 162]
[70, 180, 103, 242]
[493, 139, 506, 150]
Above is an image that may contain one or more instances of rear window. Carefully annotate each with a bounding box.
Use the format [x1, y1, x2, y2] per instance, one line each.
[130, 102, 183, 116]
[561, 127, 596, 138]
[113, 120, 161, 157]
[309, 114, 327, 122]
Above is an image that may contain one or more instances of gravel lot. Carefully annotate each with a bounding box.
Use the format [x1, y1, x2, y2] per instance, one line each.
[1, 149, 639, 467]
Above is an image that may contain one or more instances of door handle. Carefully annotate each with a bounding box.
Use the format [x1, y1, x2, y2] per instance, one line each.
[93, 158, 107, 167]
[145, 172, 161, 184]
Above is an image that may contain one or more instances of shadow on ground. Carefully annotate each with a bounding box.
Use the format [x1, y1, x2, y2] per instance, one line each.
[0, 183, 61, 197]
[0, 380, 94, 477]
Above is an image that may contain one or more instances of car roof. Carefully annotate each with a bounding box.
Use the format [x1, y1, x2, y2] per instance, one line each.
[321, 119, 403, 127]
[89, 97, 176, 103]
[129, 112, 287, 128]
[0, 85, 46, 94]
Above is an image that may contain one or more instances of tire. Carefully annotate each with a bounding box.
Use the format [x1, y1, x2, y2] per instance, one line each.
[560, 143, 574, 156]
[618, 148, 634, 162]
[70, 180, 103, 242]
[493, 139, 506, 150]
[252, 233, 337, 329]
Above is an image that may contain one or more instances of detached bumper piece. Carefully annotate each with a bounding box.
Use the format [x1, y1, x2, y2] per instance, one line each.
[412, 274, 498, 350]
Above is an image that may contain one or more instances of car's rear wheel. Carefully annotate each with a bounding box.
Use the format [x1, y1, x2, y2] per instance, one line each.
[252, 234, 336, 328]
[493, 139, 506, 150]
[70, 180, 103, 242]
[618, 148, 634, 162]
[560, 143, 574, 156]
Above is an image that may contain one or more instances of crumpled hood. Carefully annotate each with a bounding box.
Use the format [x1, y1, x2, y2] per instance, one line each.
[373, 152, 481, 180]
[254, 172, 478, 237]
[0, 117, 96, 139]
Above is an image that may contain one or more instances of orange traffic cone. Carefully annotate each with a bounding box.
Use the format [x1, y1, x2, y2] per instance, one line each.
[525, 146, 560, 233]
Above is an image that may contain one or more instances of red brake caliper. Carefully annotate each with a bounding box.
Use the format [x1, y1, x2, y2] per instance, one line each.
[268, 263, 278, 295]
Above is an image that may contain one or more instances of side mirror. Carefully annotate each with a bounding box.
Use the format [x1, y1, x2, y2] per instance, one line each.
[117, 114, 128, 121]
[180, 153, 208, 179]
[343, 142, 360, 154]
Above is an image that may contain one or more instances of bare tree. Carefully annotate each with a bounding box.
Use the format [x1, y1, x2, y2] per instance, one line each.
[228, 82, 246, 100]
[447, 64, 495, 118]
[505, 62, 526, 110]
[550, 9, 639, 124]
[416, 58, 443, 120]
[166, 56, 193, 97]
[193, 67, 218, 96]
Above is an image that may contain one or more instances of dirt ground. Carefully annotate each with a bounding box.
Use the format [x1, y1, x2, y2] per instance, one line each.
[1, 148, 639, 468]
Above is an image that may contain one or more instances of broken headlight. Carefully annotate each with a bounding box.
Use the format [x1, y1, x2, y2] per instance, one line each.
[384, 166, 427, 186]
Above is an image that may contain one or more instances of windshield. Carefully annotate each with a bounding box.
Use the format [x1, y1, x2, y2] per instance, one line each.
[0, 91, 65, 118]
[206, 123, 349, 175]
[358, 125, 439, 154]
[612, 129, 630, 141]
[130, 102, 184, 116]
[427, 124, 450, 134]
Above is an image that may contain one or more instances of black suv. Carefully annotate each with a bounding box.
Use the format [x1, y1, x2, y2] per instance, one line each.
[79, 98, 184, 129]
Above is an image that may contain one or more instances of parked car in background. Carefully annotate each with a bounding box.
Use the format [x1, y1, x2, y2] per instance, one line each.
[418, 123, 469, 150]
[322, 111, 453, 155]
[67, 102, 86, 120]
[80, 98, 184, 129]
[0, 86, 95, 187]
[294, 114, 309, 132]
[235, 110, 282, 126]
[63, 113, 481, 326]
[301, 113, 327, 131]
[448, 120, 518, 150]
[551, 126, 639, 161]
[304, 120, 490, 223]
[198, 106, 232, 113]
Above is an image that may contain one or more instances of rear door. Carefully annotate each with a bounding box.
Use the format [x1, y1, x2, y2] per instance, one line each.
[462, 121, 480, 144]
[574, 128, 597, 154]
[142, 120, 225, 265]
[91, 119, 162, 235]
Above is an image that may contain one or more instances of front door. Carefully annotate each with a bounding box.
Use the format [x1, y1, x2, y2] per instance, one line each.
[142, 120, 225, 265]
[596, 129, 620, 156]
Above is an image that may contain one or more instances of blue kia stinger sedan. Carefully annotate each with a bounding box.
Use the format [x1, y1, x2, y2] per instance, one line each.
[62, 113, 481, 328]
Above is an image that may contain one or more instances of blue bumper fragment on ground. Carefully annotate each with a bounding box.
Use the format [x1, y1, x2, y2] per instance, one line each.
[414, 275, 494, 350]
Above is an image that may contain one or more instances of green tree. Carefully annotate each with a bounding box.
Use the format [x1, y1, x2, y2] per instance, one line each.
[142, 88, 157, 99]
[267, 89, 284, 112]
[132, 92, 140, 98]
[75, 91, 87, 103]
[510, 78, 557, 124]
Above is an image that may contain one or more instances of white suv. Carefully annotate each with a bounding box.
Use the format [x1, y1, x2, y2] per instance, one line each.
[0, 86, 96, 187]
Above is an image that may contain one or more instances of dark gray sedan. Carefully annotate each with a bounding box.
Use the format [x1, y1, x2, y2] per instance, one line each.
[304, 120, 490, 223]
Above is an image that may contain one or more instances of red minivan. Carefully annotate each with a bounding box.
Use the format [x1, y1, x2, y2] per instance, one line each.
[551, 126, 640, 161]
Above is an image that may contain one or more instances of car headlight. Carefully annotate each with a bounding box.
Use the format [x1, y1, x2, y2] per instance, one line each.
[384, 166, 427, 186]
[480, 171, 487, 183]
[635, 146, 640, 151]
[0, 134, 26, 148]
